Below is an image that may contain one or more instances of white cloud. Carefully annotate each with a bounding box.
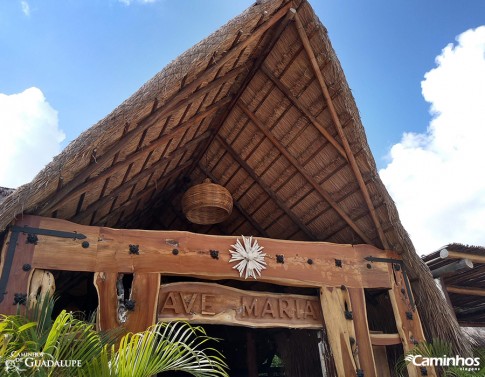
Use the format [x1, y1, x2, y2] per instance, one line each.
[20, 1, 30, 16]
[0, 88, 65, 188]
[380, 26, 485, 254]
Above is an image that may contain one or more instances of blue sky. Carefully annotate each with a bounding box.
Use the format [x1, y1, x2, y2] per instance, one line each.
[1, 0, 484, 252]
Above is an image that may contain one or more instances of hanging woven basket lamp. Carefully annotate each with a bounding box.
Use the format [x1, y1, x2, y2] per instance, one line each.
[182, 179, 233, 225]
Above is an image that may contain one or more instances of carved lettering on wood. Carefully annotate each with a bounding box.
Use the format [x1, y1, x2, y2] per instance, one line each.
[158, 282, 323, 328]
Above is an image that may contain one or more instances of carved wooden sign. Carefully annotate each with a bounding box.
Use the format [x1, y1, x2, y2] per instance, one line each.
[158, 282, 323, 328]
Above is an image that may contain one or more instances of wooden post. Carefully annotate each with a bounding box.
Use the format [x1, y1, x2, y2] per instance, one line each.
[28, 269, 55, 308]
[348, 288, 377, 376]
[0, 216, 40, 314]
[95, 271, 159, 334]
[388, 266, 437, 377]
[319, 286, 357, 376]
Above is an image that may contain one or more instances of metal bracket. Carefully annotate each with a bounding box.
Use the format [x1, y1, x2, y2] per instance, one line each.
[0, 225, 87, 304]
[364, 256, 416, 310]
[12, 226, 87, 240]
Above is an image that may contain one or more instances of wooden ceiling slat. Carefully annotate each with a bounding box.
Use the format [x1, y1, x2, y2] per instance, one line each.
[215, 134, 315, 240]
[294, 13, 387, 249]
[44, 96, 230, 215]
[238, 101, 372, 244]
[71, 130, 209, 223]
[261, 64, 347, 159]
[94, 161, 192, 227]
[186, 6, 296, 183]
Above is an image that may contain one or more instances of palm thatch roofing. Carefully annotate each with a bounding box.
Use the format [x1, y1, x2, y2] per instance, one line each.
[424, 243, 485, 327]
[0, 188, 14, 205]
[0, 0, 469, 353]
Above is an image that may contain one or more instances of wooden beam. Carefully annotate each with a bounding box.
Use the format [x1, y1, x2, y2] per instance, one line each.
[24, 215, 392, 289]
[261, 64, 347, 159]
[198, 164, 270, 238]
[369, 333, 401, 346]
[293, 13, 388, 249]
[446, 285, 485, 297]
[215, 134, 316, 240]
[237, 102, 372, 244]
[431, 259, 473, 278]
[440, 248, 485, 264]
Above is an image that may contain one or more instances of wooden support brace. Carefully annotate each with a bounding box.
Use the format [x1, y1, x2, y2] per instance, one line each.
[319, 286, 357, 376]
[388, 266, 437, 377]
[293, 12, 389, 249]
[94, 271, 160, 334]
[348, 288, 378, 376]
[28, 269, 55, 308]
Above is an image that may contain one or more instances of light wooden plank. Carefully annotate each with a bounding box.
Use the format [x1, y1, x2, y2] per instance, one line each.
[369, 333, 401, 346]
[28, 215, 392, 288]
[446, 285, 485, 297]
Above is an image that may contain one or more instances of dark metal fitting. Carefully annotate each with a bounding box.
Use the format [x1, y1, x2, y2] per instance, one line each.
[357, 369, 364, 377]
[406, 311, 413, 320]
[129, 244, 140, 255]
[22, 264, 32, 272]
[13, 293, 27, 305]
[344, 310, 353, 320]
[394, 263, 401, 271]
[335, 259, 342, 268]
[172, 248, 179, 255]
[210, 250, 219, 259]
[26, 234, 38, 245]
[366, 263, 372, 269]
[81, 241, 90, 249]
[276, 254, 284, 264]
[307, 258, 313, 265]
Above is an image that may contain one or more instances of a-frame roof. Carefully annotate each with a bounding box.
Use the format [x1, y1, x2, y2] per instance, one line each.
[0, 0, 469, 353]
[2, 0, 400, 249]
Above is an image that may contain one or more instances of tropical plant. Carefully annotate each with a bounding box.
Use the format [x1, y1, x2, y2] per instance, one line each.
[0, 295, 228, 377]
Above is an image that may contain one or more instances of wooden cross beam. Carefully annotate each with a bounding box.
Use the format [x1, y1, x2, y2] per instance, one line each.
[293, 12, 389, 249]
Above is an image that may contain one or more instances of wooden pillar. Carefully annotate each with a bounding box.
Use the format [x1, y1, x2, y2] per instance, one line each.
[0, 216, 40, 314]
[348, 288, 377, 376]
[28, 269, 55, 307]
[319, 285, 357, 376]
[95, 271, 159, 334]
[388, 266, 437, 377]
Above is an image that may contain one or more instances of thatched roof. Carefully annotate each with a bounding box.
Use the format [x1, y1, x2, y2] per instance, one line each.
[424, 243, 485, 327]
[0, 187, 14, 205]
[0, 0, 469, 353]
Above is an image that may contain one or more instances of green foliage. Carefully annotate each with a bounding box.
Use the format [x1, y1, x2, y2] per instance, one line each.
[0, 295, 228, 377]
